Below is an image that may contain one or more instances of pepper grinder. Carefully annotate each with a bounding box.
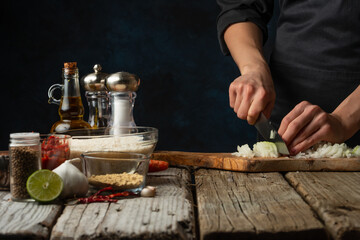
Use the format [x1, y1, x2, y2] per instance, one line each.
[81, 64, 110, 128]
[105, 71, 140, 134]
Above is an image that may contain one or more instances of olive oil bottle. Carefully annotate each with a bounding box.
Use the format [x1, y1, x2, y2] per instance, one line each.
[48, 62, 91, 133]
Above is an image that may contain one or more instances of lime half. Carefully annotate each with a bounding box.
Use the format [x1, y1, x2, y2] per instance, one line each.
[26, 169, 63, 203]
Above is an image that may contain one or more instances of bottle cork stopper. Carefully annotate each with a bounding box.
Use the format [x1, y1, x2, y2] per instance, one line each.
[64, 62, 77, 69]
[63, 62, 78, 75]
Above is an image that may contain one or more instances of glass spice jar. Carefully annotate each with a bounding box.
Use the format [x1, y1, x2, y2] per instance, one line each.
[9, 132, 41, 201]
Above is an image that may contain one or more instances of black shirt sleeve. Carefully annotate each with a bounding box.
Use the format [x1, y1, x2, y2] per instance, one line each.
[216, 0, 274, 55]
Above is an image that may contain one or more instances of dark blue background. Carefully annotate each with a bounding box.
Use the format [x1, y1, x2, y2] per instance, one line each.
[1, 0, 278, 152]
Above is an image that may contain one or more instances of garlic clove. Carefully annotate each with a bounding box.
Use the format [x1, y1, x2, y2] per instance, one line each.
[146, 185, 156, 192]
[141, 187, 156, 197]
[53, 161, 89, 199]
[66, 158, 82, 172]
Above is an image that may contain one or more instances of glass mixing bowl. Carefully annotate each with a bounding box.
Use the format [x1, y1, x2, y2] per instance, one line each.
[55, 127, 158, 159]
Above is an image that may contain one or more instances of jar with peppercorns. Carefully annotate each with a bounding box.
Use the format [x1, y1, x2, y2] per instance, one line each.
[9, 132, 41, 201]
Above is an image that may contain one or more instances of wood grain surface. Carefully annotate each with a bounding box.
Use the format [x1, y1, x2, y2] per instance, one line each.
[195, 169, 327, 240]
[286, 172, 360, 240]
[152, 151, 360, 172]
[0, 192, 63, 239]
[50, 168, 195, 240]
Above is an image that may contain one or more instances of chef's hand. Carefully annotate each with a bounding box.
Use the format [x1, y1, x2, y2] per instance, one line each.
[229, 64, 276, 125]
[278, 101, 347, 155]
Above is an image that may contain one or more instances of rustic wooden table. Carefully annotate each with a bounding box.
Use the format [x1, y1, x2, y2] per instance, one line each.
[0, 167, 359, 240]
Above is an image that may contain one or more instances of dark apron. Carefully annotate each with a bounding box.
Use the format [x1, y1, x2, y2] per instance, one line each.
[269, 62, 360, 147]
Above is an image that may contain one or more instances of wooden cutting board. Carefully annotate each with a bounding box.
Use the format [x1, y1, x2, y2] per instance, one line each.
[151, 151, 360, 172]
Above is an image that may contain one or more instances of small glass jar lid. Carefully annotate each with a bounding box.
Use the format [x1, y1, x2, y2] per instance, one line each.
[10, 132, 40, 139]
[10, 132, 40, 146]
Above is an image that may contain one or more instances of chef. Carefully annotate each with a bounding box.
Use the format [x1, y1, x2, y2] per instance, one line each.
[217, 0, 360, 155]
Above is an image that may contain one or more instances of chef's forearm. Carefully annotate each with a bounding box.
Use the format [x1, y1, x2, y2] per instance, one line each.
[332, 85, 360, 141]
[224, 22, 268, 75]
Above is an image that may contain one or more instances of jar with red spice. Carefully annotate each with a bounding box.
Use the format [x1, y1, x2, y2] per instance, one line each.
[41, 134, 71, 170]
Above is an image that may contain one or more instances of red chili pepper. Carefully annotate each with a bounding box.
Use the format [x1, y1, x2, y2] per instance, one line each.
[91, 186, 114, 196]
[76, 186, 137, 204]
[77, 198, 119, 204]
[148, 160, 169, 172]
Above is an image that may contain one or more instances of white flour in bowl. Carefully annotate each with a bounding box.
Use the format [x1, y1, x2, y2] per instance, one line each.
[69, 135, 156, 158]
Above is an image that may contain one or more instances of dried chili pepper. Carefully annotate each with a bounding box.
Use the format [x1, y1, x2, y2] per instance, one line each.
[91, 186, 113, 196]
[76, 186, 137, 204]
[148, 159, 169, 172]
[77, 198, 119, 203]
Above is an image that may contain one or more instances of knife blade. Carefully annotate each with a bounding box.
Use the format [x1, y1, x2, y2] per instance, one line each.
[254, 113, 290, 155]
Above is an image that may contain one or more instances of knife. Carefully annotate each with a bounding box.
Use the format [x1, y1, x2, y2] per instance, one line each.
[254, 113, 290, 155]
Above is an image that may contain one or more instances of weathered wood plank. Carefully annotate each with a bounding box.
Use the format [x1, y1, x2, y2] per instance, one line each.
[0, 192, 63, 239]
[195, 169, 327, 240]
[0, 191, 11, 200]
[51, 167, 195, 240]
[286, 172, 360, 240]
[152, 151, 360, 172]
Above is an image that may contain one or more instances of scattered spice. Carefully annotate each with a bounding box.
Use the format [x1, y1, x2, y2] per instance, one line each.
[88, 173, 144, 190]
[76, 186, 137, 204]
[10, 146, 40, 199]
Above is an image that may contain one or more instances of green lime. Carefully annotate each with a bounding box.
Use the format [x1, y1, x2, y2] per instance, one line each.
[26, 169, 63, 203]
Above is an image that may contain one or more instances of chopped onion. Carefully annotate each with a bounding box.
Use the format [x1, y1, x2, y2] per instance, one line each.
[232, 144, 255, 158]
[253, 141, 279, 158]
[294, 142, 356, 158]
[353, 145, 360, 157]
[233, 141, 359, 159]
